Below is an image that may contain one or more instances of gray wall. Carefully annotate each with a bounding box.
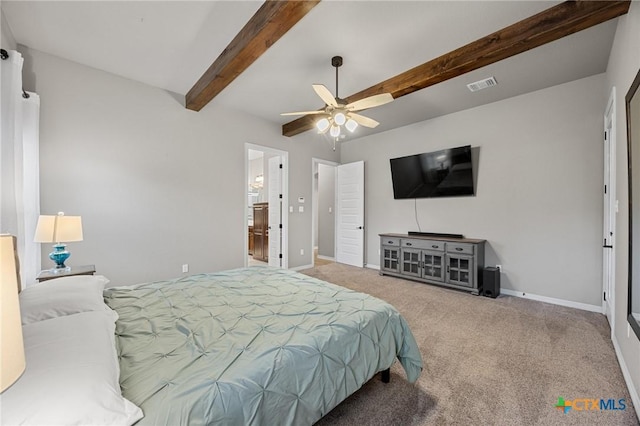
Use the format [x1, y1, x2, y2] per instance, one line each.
[341, 73, 605, 307]
[605, 0, 640, 405]
[1, 9, 17, 50]
[22, 47, 339, 285]
[317, 163, 335, 258]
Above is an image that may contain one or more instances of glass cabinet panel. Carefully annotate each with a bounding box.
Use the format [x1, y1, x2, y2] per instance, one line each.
[401, 249, 421, 277]
[422, 252, 444, 282]
[382, 247, 400, 272]
[447, 255, 473, 287]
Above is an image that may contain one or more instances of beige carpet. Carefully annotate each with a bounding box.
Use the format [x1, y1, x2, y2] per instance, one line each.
[314, 248, 333, 267]
[301, 263, 639, 426]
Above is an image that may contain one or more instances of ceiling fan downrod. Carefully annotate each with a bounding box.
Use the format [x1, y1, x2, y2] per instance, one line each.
[332, 56, 343, 101]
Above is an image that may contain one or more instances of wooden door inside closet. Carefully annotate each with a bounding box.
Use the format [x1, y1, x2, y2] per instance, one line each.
[252, 202, 268, 262]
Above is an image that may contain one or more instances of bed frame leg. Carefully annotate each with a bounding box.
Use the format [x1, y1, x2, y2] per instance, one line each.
[381, 368, 390, 383]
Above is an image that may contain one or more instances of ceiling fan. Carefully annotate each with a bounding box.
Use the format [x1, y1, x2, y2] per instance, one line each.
[281, 56, 394, 140]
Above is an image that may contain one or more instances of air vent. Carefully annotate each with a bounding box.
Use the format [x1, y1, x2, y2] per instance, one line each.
[467, 76, 498, 92]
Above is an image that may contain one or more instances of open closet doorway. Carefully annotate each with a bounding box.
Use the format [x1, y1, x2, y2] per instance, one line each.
[245, 144, 289, 269]
[312, 159, 338, 267]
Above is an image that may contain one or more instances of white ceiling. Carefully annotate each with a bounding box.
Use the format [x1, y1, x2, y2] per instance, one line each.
[1, 1, 619, 141]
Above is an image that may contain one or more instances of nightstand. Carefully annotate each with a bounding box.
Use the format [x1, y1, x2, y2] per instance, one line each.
[36, 265, 96, 282]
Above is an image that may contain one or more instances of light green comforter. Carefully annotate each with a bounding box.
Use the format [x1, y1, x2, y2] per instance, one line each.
[104, 266, 422, 425]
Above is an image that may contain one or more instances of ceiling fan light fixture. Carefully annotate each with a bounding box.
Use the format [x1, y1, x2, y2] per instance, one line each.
[316, 118, 330, 133]
[282, 55, 393, 143]
[333, 111, 346, 126]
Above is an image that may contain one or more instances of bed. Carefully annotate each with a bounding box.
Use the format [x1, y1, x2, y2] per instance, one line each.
[4, 265, 422, 425]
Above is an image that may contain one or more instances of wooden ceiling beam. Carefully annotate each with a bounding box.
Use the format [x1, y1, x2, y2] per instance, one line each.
[282, 0, 630, 137]
[186, 0, 320, 112]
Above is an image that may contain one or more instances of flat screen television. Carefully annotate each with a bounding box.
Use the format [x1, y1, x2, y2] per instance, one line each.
[390, 145, 474, 199]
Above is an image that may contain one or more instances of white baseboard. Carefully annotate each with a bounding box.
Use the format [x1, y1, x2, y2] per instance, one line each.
[290, 264, 314, 272]
[317, 255, 335, 261]
[500, 288, 601, 313]
[612, 335, 640, 422]
[365, 269, 600, 313]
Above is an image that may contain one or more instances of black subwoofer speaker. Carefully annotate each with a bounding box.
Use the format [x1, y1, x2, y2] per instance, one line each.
[483, 267, 500, 298]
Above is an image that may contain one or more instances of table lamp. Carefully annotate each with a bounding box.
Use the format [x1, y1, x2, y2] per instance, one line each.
[34, 212, 83, 271]
[1, 234, 25, 392]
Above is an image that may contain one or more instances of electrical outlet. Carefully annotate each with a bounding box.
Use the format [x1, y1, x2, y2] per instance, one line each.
[496, 264, 502, 271]
[300, 249, 304, 256]
[182, 264, 189, 273]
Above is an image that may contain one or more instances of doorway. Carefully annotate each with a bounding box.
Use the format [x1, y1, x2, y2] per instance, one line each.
[312, 159, 338, 267]
[245, 144, 289, 269]
[311, 159, 365, 268]
[602, 87, 616, 333]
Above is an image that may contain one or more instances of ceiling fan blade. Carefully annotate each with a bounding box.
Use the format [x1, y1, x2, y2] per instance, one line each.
[346, 93, 394, 111]
[312, 84, 338, 107]
[280, 110, 327, 116]
[348, 112, 380, 128]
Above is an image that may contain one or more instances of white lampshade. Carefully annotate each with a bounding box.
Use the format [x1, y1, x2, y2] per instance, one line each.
[1, 234, 25, 392]
[34, 213, 83, 243]
[329, 124, 340, 137]
[333, 112, 346, 126]
[345, 118, 358, 132]
[316, 118, 330, 133]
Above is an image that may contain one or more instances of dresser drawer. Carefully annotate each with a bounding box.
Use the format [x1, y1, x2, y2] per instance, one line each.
[446, 242, 474, 255]
[381, 237, 400, 247]
[401, 239, 445, 251]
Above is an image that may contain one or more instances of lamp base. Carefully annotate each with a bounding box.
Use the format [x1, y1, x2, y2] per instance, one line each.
[45, 265, 72, 274]
[49, 243, 71, 270]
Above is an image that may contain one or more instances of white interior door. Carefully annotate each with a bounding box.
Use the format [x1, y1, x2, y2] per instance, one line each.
[268, 156, 282, 268]
[602, 88, 616, 331]
[336, 161, 364, 267]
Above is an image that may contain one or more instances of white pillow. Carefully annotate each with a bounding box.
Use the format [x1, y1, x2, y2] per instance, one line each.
[20, 274, 110, 325]
[1, 310, 144, 426]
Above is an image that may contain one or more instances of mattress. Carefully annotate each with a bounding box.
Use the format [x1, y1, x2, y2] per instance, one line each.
[104, 266, 422, 425]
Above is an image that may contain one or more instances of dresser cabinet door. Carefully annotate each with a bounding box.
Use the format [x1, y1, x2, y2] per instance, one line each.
[422, 251, 444, 282]
[446, 255, 474, 288]
[381, 246, 400, 273]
